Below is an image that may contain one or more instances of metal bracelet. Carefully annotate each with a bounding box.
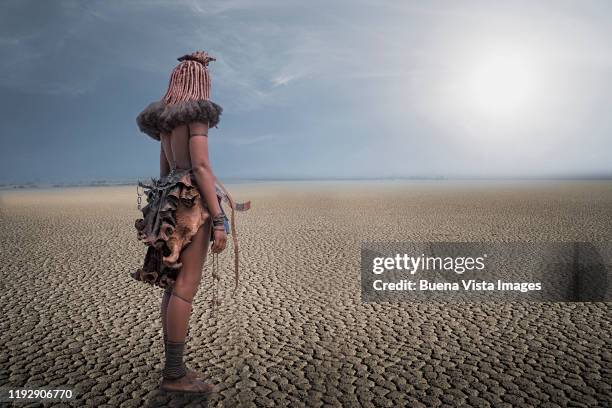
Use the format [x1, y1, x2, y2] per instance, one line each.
[212, 213, 225, 227]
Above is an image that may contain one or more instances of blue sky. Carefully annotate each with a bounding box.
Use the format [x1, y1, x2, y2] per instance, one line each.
[1, 0, 611, 183]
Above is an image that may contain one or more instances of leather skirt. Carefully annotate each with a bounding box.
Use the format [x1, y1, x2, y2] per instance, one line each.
[131, 167, 227, 289]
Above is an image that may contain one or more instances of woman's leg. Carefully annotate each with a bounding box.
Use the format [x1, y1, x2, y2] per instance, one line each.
[161, 286, 172, 348]
[166, 218, 211, 342]
[161, 216, 212, 389]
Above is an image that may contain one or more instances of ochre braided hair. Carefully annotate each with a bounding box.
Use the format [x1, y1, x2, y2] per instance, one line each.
[162, 50, 216, 104]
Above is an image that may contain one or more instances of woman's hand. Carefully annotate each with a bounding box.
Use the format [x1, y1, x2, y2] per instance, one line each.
[211, 228, 227, 253]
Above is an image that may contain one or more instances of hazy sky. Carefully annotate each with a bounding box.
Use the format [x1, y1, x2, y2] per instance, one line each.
[1, 0, 611, 183]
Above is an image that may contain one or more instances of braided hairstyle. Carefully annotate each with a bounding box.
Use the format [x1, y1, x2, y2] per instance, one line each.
[162, 50, 216, 104]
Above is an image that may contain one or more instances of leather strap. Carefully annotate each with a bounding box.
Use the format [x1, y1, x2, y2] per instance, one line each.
[214, 179, 251, 297]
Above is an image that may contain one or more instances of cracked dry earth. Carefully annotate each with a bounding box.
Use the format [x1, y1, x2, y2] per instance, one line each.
[1, 180, 611, 408]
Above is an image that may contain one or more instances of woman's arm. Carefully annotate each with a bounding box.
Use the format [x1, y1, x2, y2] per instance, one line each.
[160, 143, 171, 178]
[188, 121, 226, 253]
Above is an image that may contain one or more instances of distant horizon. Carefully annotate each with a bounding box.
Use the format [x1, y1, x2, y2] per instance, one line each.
[2, 173, 612, 191]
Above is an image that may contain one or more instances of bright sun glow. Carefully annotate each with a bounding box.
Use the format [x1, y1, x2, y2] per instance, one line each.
[404, 37, 572, 144]
[461, 51, 542, 121]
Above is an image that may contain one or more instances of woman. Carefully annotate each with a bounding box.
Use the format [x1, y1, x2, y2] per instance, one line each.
[133, 50, 236, 394]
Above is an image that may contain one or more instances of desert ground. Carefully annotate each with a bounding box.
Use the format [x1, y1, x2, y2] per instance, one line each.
[1, 180, 611, 407]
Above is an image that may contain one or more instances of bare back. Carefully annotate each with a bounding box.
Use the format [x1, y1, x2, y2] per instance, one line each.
[160, 125, 190, 170]
[160, 122, 210, 170]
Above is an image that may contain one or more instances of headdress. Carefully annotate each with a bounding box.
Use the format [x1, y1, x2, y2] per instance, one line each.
[162, 50, 216, 104]
[136, 50, 223, 140]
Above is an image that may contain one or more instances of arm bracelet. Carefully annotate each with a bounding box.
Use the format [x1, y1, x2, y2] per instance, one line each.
[212, 213, 225, 227]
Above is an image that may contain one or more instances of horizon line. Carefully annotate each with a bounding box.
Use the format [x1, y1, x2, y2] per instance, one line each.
[2, 174, 612, 190]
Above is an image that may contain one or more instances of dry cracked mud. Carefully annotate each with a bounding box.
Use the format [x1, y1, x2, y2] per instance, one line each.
[1, 180, 610, 407]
